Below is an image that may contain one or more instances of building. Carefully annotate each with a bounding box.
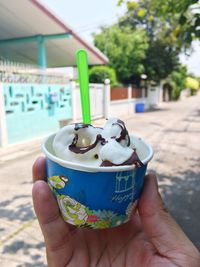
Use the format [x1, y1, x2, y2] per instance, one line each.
[0, 0, 108, 146]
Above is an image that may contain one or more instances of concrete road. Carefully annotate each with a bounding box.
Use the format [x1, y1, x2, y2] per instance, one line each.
[0, 93, 200, 266]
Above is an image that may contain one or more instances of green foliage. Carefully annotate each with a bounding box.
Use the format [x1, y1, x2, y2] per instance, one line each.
[119, 0, 179, 45]
[185, 76, 199, 90]
[93, 25, 148, 84]
[94, 0, 197, 86]
[119, 0, 200, 46]
[143, 40, 180, 82]
[89, 66, 118, 86]
[117, 0, 194, 83]
[186, 76, 199, 95]
[196, 76, 200, 86]
[169, 66, 188, 100]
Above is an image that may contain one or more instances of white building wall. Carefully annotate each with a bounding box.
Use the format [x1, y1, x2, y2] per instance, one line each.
[72, 83, 105, 122]
[146, 84, 161, 108]
[109, 99, 141, 117]
[109, 86, 147, 117]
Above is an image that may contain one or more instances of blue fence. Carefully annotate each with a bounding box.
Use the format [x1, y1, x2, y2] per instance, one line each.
[3, 83, 72, 144]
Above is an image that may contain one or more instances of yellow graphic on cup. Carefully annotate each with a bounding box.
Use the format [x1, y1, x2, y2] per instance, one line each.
[57, 194, 88, 225]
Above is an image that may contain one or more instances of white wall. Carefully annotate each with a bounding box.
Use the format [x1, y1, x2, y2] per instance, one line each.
[72, 82, 105, 122]
[146, 85, 161, 108]
[72, 82, 149, 120]
[108, 85, 147, 117]
[109, 99, 145, 117]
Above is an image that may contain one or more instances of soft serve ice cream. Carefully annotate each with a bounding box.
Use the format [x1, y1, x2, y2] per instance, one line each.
[53, 118, 143, 168]
[43, 117, 153, 229]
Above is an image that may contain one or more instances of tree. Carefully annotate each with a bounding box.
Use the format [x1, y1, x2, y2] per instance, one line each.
[142, 40, 180, 82]
[117, 0, 186, 82]
[168, 66, 188, 100]
[93, 25, 148, 84]
[118, 0, 200, 45]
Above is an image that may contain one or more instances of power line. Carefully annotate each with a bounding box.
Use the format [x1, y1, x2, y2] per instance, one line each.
[76, 15, 119, 34]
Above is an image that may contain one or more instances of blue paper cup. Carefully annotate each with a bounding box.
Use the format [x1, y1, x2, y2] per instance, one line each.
[42, 134, 153, 229]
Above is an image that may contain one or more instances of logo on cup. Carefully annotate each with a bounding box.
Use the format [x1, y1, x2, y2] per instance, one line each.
[111, 170, 136, 203]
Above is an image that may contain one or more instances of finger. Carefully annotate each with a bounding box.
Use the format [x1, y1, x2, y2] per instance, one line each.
[32, 180, 73, 266]
[138, 174, 199, 258]
[32, 157, 47, 182]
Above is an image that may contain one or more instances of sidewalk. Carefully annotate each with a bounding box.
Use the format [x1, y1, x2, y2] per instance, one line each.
[0, 93, 200, 266]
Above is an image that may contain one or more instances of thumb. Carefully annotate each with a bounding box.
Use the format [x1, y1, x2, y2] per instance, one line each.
[138, 174, 199, 258]
[32, 180, 74, 266]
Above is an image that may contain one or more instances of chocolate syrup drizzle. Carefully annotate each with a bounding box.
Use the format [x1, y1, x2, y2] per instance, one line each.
[68, 122, 142, 167]
[112, 119, 130, 146]
[101, 149, 143, 167]
[69, 133, 106, 154]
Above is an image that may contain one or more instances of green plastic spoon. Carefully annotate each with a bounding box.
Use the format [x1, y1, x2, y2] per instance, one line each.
[76, 49, 91, 124]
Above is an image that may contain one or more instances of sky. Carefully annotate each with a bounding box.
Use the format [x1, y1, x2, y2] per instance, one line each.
[179, 41, 200, 76]
[41, 0, 125, 43]
[41, 0, 200, 76]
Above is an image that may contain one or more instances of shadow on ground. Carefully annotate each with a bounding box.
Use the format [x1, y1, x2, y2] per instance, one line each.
[144, 107, 171, 113]
[150, 159, 200, 250]
[0, 195, 34, 221]
[2, 240, 46, 267]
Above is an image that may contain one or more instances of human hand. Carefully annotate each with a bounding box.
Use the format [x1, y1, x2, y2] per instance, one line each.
[32, 157, 200, 267]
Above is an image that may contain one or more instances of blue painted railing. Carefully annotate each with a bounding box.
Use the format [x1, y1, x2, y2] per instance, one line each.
[3, 83, 72, 144]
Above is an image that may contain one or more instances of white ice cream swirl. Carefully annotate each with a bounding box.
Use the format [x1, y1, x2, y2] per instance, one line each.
[53, 118, 142, 167]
